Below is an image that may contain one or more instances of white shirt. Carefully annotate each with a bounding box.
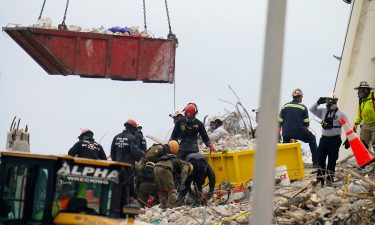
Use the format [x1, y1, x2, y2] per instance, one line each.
[209, 126, 228, 142]
[309, 103, 350, 137]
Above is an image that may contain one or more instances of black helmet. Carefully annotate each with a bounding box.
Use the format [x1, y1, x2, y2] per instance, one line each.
[78, 129, 93, 140]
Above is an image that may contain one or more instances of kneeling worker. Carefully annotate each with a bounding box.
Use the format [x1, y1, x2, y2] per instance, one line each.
[154, 144, 193, 209]
[136, 140, 179, 207]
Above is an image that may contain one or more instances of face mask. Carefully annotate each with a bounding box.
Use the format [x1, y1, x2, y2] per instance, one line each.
[357, 91, 365, 99]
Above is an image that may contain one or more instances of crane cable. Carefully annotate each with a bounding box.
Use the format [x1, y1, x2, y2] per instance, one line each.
[58, 0, 70, 30]
[38, 0, 47, 20]
[174, 74, 176, 110]
[142, 0, 147, 31]
[164, 0, 178, 45]
[333, 0, 356, 92]
[163, 0, 177, 109]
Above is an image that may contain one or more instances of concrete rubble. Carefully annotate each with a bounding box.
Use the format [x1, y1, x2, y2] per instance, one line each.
[137, 156, 375, 225]
[28, 17, 157, 38]
[134, 111, 375, 224]
[200, 134, 257, 153]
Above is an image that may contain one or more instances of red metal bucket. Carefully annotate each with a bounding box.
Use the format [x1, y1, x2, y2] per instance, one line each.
[3, 27, 176, 83]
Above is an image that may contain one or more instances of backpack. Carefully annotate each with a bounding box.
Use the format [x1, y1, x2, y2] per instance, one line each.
[321, 109, 341, 130]
[145, 144, 166, 163]
[141, 162, 156, 182]
[160, 154, 181, 173]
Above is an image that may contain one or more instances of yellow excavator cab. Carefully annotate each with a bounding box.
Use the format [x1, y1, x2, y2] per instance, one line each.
[0, 151, 151, 225]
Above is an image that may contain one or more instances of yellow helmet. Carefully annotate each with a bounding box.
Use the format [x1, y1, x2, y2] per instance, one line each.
[168, 140, 179, 154]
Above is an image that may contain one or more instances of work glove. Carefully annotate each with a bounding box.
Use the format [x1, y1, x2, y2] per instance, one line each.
[343, 138, 350, 149]
[209, 145, 217, 152]
[317, 97, 326, 105]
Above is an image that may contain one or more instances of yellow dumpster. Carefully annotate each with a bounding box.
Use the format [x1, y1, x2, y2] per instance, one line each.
[203, 143, 305, 187]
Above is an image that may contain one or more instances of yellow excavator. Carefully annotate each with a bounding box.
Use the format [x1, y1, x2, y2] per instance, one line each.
[0, 151, 151, 225]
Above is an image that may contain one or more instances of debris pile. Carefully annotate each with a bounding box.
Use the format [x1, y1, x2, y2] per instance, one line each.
[137, 158, 375, 225]
[272, 161, 375, 225]
[200, 134, 256, 153]
[29, 17, 155, 38]
[138, 204, 250, 225]
[199, 110, 257, 153]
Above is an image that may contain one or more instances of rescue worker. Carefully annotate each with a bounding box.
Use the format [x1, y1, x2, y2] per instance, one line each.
[135, 123, 147, 153]
[138, 140, 179, 169]
[208, 116, 228, 143]
[154, 147, 193, 209]
[310, 93, 350, 186]
[177, 153, 215, 206]
[170, 103, 216, 159]
[111, 119, 145, 205]
[68, 129, 107, 160]
[169, 109, 185, 124]
[136, 141, 179, 207]
[52, 183, 73, 216]
[353, 81, 375, 153]
[111, 119, 145, 165]
[279, 88, 318, 166]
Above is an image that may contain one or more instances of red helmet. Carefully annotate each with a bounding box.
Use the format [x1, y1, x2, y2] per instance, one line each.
[124, 119, 137, 128]
[184, 103, 198, 117]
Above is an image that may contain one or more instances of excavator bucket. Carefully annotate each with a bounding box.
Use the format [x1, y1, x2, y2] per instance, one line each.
[3, 27, 176, 83]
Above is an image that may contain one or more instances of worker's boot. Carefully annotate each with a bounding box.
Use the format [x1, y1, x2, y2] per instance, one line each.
[176, 195, 185, 207]
[312, 177, 324, 187]
[158, 194, 167, 209]
[326, 174, 334, 187]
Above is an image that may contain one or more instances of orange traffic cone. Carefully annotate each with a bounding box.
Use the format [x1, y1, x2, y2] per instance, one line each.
[341, 117, 375, 167]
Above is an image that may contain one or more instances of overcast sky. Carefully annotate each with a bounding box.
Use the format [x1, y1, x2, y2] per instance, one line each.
[0, 0, 351, 155]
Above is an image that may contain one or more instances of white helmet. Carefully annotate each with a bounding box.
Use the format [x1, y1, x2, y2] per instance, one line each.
[325, 92, 338, 100]
[291, 88, 303, 97]
[169, 110, 185, 118]
[210, 115, 223, 123]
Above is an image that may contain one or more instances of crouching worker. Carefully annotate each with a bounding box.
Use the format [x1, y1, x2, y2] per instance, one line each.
[154, 145, 193, 209]
[137, 162, 158, 207]
[177, 153, 215, 206]
[136, 140, 180, 207]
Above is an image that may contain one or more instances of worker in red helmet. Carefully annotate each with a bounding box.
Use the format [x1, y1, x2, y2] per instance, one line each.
[111, 119, 145, 205]
[111, 119, 144, 165]
[170, 103, 216, 159]
[68, 129, 107, 160]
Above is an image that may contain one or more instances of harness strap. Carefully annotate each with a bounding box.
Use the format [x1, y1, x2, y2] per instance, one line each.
[359, 92, 375, 119]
